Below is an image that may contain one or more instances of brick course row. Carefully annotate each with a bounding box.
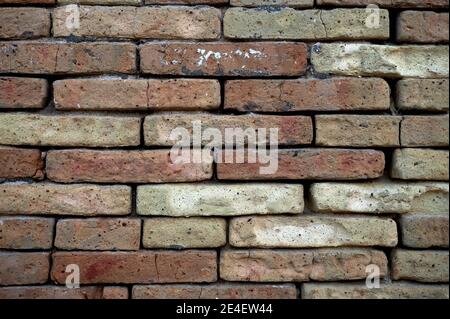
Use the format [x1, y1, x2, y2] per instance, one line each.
[3, 77, 449, 113]
[3, 77, 449, 114]
[1, 147, 449, 181]
[0, 0, 448, 7]
[0, 248, 448, 285]
[1, 214, 442, 250]
[1, 7, 448, 43]
[0, 283, 447, 299]
[1, 114, 448, 148]
[0, 182, 448, 216]
[1, 41, 449, 77]
[3, 214, 446, 251]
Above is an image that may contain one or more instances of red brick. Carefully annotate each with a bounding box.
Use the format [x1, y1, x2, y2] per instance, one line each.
[217, 149, 385, 180]
[0, 252, 49, 285]
[225, 78, 390, 112]
[46, 149, 212, 183]
[132, 284, 297, 299]
[0, 286, 104, 299]
[0, 41, 136, 74]
[0, 217, 54, 249]
[53, 6, 221, 40]
[397, 11, 449, 43]
[316, 0, 449, 8]
[54, 78, 146, 111]
[55, 218, 141, 251]
[147, 79, 220, 110]
[140, 42, 307, 76]
[51, 251, 217, 284]
[54, 78, 220, 111]
[144, 114, 313, 146]
[401, 115, 449, 147]
[0, 77, 48, 109]
[0, 146, 44, 179]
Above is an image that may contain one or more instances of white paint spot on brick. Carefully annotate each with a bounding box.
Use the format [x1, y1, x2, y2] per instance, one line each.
[195, 47, 267, 66]
[196, 49, 223, 66]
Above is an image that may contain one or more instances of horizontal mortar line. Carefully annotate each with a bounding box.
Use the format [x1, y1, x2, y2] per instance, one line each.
[0, 110, 404, 116]
[1, 37, 423, 45]
[0, 178, 404, 186]
[0, 145, 404, 150]
[0, 73, 318, 80]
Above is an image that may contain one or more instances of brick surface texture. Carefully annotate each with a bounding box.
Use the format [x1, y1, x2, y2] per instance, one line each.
[0, 0, 448, 300]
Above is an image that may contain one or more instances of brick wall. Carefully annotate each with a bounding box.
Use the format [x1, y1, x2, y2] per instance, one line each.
[0, 0, 449, 299]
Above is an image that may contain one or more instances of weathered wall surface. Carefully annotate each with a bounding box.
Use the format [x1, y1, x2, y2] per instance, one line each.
[0, 0, 449, 299]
